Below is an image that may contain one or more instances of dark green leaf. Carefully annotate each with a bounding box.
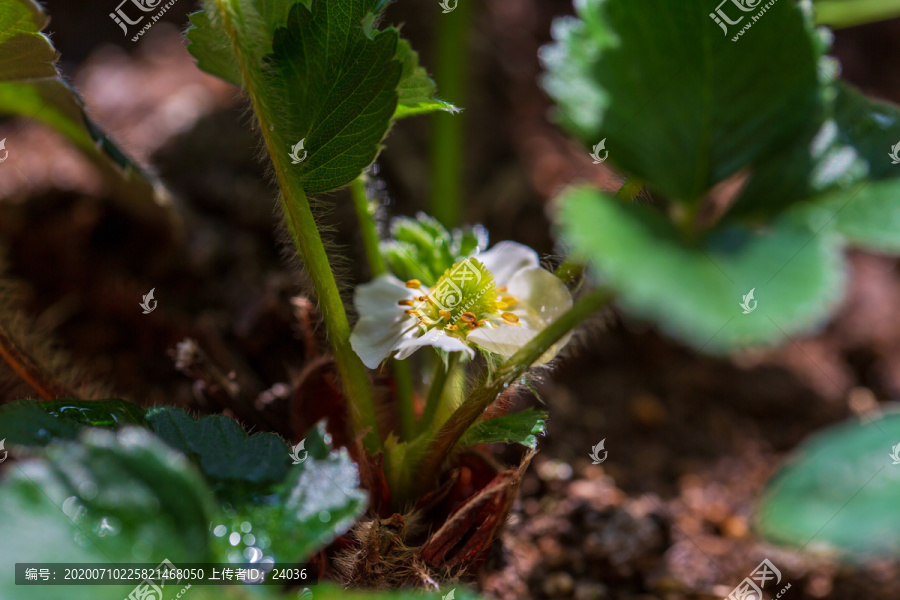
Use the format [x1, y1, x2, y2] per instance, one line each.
[459, 409, 548, 449]
[756, 411, 900, 557]
[394, 38, 459, 119]
[266, 0, 402, 194]
[540, 0, 826, 203]
[560, 187, 845, 352]
[0, 427, 216, 599]
[145, 407, 291, 489]
[0, 399, 146, 447]
[733, 83, 900, 222]
[210, 435, 367, 563]
[186, 9, 242, 86]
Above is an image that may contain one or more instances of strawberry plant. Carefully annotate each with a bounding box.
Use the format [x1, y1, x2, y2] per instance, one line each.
[3, 0, 900, 598]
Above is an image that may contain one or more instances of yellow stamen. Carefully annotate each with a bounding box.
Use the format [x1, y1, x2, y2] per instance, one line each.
[502, 312, 520, 325]
[404, 309, 418, 316]
[497, 286, 508, 293]
[398, 299, 416, 307]
[496, 301, 509, 310]
[461, 312, 477, 323]
[405, 279, 422, 289]
[446, 325, 458, 331]
[438, 310, 452, 320]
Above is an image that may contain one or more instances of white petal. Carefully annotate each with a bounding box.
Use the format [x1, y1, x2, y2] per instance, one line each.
[394, 328, 475, 361]
[351, 315, 418, 369]
[354, 274, 418, 316]
[468, 323, 571, 366]
[473, 268, 575, 365]
[506, 268, 573, 325]
[477, 241, 540, 286]
[467, 324, 537, 359]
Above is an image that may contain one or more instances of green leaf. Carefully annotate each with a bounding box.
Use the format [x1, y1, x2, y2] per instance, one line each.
[186, 9, 242, 86]
[560, 187, 846, 353]
[145, 407, 291, 491]
[756, 411, 900, 557]
[540, 0, 826, 203]
[210, 424, 367, 563]
[265, 1, 402, 194]
[188, 3, 456, 119]
[0, 399, 146, 447]
[0, 0, 172, 226]
[459, 409, 548, 449]
[394, 38, 459, 119]
[733, 83, 900, 221]
[0, 427, 216, 600]
[811, 179, 900, 254]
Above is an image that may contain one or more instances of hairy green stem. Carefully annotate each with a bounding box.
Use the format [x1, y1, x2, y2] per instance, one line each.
[215, 0, 380, 453]
[414, 288, 614, 483]
[616, 177, 644, 202]
[350, 176, 387, 278]
[815, 0, 900, 28]
[430, 0, 471, 227]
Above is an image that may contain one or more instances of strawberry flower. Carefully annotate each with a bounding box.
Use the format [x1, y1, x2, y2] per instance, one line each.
[350, 241, 574, 368]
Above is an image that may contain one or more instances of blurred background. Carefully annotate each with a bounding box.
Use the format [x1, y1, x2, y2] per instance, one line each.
[2, 0, 900, 598]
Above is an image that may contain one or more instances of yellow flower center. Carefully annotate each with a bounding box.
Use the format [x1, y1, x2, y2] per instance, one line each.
[398, 258, 521, 337]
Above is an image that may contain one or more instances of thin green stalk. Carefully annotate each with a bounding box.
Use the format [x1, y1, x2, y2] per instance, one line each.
[430, 0, 471, 228]
[413, 288, 614, 484]
[418, 354, 458, 435]
[393, 360, 416, 441]
[815, 0, 900, 28]
[350, 176, 387, 277]
[215, 0, 380, 453]
[349, 175, 416, 441]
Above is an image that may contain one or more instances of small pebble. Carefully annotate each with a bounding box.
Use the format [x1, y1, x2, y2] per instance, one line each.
[543, 572, 574, 597]
[574, 582, 609, 600]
